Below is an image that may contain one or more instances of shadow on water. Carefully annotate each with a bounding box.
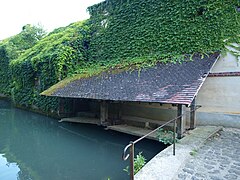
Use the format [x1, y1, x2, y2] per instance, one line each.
[0, 100, 167, 180]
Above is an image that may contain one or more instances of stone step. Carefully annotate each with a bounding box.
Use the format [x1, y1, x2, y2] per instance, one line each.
[122, 115, 173, 129]
[59, 116, 100, 125]
[107, 124, 158, 141]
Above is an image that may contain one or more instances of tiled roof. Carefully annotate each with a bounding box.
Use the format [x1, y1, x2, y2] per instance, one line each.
[47, 53, 219, 105]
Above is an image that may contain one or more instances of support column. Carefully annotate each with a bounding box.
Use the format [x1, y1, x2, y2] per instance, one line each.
[190, 97, 196, 130]
[177, 104, 184, 139]
[118, 103, 122, 120]
[100, 100, 108, 125]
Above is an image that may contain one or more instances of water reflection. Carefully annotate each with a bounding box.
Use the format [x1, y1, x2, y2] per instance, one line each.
[0, 100, 166, 180]
[0, 154, 20, 180]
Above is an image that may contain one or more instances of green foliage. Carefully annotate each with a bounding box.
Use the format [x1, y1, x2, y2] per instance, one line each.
[9, 21, 90, 112]
[0, 0, 240, 114]
[190, 149, 198, 156]
[157, 128, 176, 145]
[0, 24, 46, 96]
[87, 0, 240, 63]
[0, 46, 11, 95]
[123, 152, 146, 175]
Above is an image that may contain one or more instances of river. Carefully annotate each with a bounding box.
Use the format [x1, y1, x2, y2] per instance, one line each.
[0, 100, 166, 180]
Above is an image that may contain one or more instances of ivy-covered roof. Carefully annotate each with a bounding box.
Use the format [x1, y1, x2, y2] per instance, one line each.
[41, 53, 220, 105]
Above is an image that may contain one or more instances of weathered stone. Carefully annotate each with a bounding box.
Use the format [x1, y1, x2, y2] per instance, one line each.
[191, 176, 201, 180]
[204, 164, 215, 170]
[185, 163, 195, 170]
[194, 173, 205, 178]
[233, 162, 240, 166]
[175, 128, 240, 180]
[209, 175, 222, 180]
[228, 169, 240, 176]
[178, 173, 187, 179]
[183, 168, 194, 174]
[208, 170, 220, 174]
[224, 174, 238, 180]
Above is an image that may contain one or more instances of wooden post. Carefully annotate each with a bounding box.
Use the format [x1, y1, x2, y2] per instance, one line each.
[100, 100, 108, 125]
[177, 104, 184, 139]
[190, 98, 196, 130]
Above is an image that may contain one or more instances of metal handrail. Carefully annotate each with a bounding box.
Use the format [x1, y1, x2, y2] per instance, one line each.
[122, 105, 201, 180]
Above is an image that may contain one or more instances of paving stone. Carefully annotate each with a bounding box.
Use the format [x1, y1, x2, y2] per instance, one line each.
[191, 176, 201, 180]
[176, 128, 240, 180]
[185, 163, 195, 170]
[194, 173, 205, 178]
[233, 162, 240, 166]
[231, 165, 240, 171]
[224, 174, 238, 180]
[183, 168, 195, 174]
[178, 173, 188, 179]
[208, 170, 220, 174]
[228, 169, 240, 176]
[204, 164, 214, 170]
[209, 175, 223, 180]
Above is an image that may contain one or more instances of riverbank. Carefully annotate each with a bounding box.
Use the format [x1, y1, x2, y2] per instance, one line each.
[0, 95, 60, 119]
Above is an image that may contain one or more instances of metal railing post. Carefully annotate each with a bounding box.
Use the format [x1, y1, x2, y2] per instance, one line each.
[129, 141, 134, 180]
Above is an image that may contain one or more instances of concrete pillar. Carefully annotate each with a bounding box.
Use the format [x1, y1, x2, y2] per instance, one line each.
[118, 103, 122, 120]
[177, 104, 185, 139]
[100, 100, 108, 125]
[190, 98, 196, 130]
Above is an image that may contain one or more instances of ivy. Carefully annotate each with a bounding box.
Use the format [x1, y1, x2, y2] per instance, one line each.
[0, 0, 239, 114]
[8, 21, 90, 113]
[87, 0, 240, 63]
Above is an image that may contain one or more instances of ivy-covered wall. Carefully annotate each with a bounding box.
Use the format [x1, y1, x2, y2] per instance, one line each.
[0, 22, 90, 114]
[87, 0, 240, 63]
[0, 0, 239, 115]
[10, 21, 90, 113]
[0, 25, 46, 96]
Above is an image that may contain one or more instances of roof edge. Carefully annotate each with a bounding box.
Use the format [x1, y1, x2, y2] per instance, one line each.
[189, 53, 221, 104]
[41, 74, 86, 96]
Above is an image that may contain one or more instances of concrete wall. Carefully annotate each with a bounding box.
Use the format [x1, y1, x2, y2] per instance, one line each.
[196, 51, 240, 128]
[121, 102, 192, 131]
[121, 102, 177, 121]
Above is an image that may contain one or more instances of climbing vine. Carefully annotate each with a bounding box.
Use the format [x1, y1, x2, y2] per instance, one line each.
[87, 0, 240, 64]
[9, 21, 90, 112]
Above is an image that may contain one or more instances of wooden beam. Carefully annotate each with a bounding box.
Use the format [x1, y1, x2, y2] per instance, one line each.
[190, 97, 196, 130]
[177, 104, 184, 139]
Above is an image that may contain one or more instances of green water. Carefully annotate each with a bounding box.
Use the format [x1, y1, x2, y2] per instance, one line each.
[0, 100, 166, 180]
